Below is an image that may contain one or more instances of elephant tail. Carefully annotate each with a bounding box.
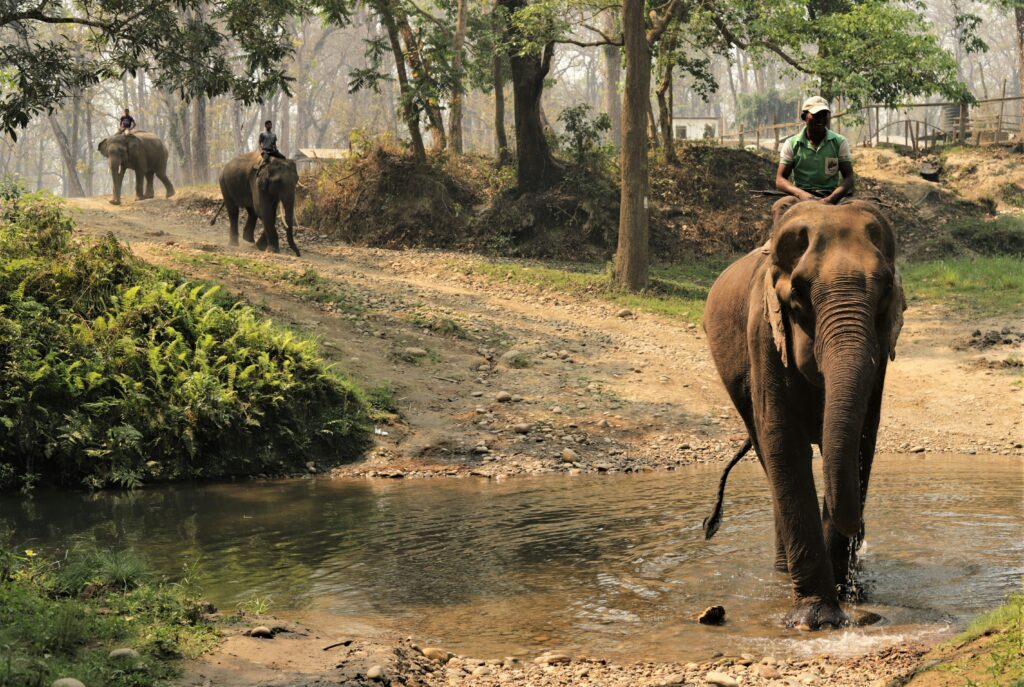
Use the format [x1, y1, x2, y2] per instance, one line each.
[209, 201, 224, 226]
[702, 438, 753, 540]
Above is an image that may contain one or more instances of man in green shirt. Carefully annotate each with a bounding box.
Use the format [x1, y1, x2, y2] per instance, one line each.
[776, 96, 855, 204]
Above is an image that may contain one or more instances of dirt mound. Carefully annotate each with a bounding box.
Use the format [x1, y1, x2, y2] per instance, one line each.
[299, 147, 484, 249]
[941, 145, 1024, 211]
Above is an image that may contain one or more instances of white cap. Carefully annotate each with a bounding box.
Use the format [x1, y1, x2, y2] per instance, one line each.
[801, 96, 831, 115]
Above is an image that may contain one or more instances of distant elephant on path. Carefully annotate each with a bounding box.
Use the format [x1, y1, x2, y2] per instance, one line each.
[97, 131, 174, 205]
[702, 197, 905, 630]
[217, 152, 300, 256]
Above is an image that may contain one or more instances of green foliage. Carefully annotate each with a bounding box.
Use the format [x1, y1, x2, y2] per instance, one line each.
[0, 543, 217, 687]
[0, 191, 372, 491]
[557, 104, 612, 168]
[736, 90, 800, 128]
[901, 256, 1024, 317]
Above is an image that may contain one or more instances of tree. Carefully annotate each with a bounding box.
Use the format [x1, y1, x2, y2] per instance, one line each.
[449, 0, 469, 152]
[0, 0, 296, 140]
[613, 0, 650, 291]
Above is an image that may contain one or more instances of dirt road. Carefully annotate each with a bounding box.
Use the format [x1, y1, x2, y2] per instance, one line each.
[67, 194, 1023, 482]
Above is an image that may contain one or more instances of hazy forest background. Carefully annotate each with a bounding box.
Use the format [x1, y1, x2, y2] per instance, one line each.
[1, 0, 1018, 200]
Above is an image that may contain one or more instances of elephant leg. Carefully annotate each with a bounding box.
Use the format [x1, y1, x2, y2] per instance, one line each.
[242, 209, 258, 244]
[283, 203, 300, 257]
[227, 205, 241, 246]
[111, 170, 125, 205]
[157, 170, 175, 198]
[135, 170, 145, 200]
[261, 198, 281, 253]
[145, 172, 155, 199]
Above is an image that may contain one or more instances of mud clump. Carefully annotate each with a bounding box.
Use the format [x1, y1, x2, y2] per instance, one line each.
[956, 328, 1024, 351]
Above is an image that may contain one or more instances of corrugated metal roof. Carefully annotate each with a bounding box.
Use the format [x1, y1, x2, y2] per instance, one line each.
[294, 148, 350, 160]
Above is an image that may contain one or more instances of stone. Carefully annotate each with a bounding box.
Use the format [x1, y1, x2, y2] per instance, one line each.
[403, 347, 428, 358]
[535, 652, 571, 665]
[496, 391, 513, 402]
[910, 445, 925, 453]
[852, 610, 884, 626]
[755, 664, 781, 679]
[514, 423, 533, 434]
[421, 647, 450, 663]
[249, 626, 273, 638]
[108, 648, 140, 660]
[503, 657, 520, 668]
[697, 606, 726, 625]
[617, 308, 633, 318]
[562, 448, 578, 463]
[594, 463, 613, 471]
[51, 680, 86, 687]
[471, 666, 492, 677]
[366, 665, 384, 680]
[653, 673, 686, 686]
[473, 445, 490, 454]
[704, 671, 739, 687]
[798, 672, 817, 685]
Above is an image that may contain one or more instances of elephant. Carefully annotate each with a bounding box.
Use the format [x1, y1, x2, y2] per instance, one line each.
[702, 197, 905, 630]
[97, 131, 175, 205]
[217, 152, 300, 256]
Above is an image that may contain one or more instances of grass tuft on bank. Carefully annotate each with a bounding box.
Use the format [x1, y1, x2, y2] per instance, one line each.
[901, 256, 1024, 317]
[0, 542, 217, 687]
[0, 187, 372, 491]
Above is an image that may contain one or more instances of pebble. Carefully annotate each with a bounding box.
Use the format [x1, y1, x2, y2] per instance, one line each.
[496, 391, 512, 402]
[910, 445, 925, 453]
[366, 665, 383, 680]
[562, 448, 578, 463]
[402, 347, 428, 357]
[471, 666, 492, 677]
[755, 664, 781, 679]
[594, 463, 613, 471]
[798, 672, 817, 684]
[108, 648, 140, 660]
[51, 681, 86, 687]
[421, 647, 450, 663]
[534, 652, 571, 665]
[249, 626, 273, 638]
[617, 308, 633, 317]
[514, 423, 533, 434]
[653, 673, 685, 686]
[704, 671, 739, 687]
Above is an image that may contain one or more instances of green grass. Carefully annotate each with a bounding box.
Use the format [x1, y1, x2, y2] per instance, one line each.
[949, 590, 1024, 686]
[454, 257, 732, 324]
[0, 544, 217, 687]
[901, 256, 1024, 317]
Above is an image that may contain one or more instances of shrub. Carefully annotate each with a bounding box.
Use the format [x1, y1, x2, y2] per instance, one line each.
[0, 190, 372, 490]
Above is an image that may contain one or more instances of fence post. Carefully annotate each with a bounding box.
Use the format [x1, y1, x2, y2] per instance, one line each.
[997, 80, 1007, 142]
[738, 124, 744, 149]
[958, 103, 968, 144]
[773, 114, 780, 153]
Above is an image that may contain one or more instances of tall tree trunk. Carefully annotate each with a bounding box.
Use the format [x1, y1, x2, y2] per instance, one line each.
[656, 32, 677, 163]
[1017, 7, 1024, 140]
[498, 0, 559, 191]
[179, 100, 194, 185]
[233, 100, 244, 153]
[192, 95, 208, 183]
[449, 0, 468, 153]
[613, 0, 651, 291]
[137, 70, 147, 125]
[602, 11, 622, 145]
[397, 13, 446, 150]
[85, 94, 94, 196]
[647, 99, 660, 148]
[49, 114, 86, 197]
[380, 3, 427, 161]
[281, 94, 291, 156]
[492, 9, 510, 163]
[36, 135, 44, 191]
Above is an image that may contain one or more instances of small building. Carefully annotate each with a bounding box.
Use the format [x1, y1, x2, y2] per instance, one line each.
[671, 117, 719, 141]
[293, 148, 350, 172]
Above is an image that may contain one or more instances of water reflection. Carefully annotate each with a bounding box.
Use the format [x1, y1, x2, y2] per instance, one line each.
[2, 454, 1021, 661]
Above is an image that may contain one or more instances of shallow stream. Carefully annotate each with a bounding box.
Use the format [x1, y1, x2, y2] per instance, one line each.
[5, 454, 1021, 662]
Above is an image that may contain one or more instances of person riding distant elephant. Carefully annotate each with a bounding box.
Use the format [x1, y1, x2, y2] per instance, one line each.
[702, 196, 905, 631]
[217, 151, 301, 256]
[97, 131, 174, 205]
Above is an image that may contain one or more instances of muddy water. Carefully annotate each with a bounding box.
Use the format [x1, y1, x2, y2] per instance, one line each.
[4, 454, 1021, 662]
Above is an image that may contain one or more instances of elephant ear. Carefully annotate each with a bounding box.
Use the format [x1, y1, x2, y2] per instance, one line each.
[884, 268, 906, 361]
[98, 138, 108, 155]
[771, 196, 800, 227]
[763, 268, 789, 368]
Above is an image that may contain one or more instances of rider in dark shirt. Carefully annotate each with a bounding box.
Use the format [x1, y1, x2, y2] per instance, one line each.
[258, 120, 285, 161]
[118, 108, 136, 135]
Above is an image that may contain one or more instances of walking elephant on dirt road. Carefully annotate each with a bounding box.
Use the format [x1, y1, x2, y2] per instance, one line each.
[217, 152, 301, 256]
[702, 196, 906, 631]
[97, 131, 175, 205]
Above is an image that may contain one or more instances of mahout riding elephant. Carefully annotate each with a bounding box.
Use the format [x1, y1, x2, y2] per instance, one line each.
[217, 152, 300, 256]
[702, 197, 905, 630]
[97, 131, 175, 205]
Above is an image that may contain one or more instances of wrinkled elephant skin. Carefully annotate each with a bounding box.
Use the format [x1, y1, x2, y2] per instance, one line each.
[703, 197, 906, 629]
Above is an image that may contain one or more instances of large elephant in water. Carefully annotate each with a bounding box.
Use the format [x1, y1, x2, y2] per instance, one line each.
[97, 131, 174, 205]
[217, 152, 300, 256]
[702, 197, 905, 630]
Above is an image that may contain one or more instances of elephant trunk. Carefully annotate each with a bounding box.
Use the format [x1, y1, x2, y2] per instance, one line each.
[816, 289, 878, 539]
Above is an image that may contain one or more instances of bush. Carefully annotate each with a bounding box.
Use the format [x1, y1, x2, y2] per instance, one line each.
[946, 215, 1024, 256]
[0, 190, 372, 490]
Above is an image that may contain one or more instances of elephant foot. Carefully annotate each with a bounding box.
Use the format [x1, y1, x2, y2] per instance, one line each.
[265, 245, 280, 254]
[838, 578, 866, 603]
[784, 599, 849, 631]
[166, 190, 175, 198]
[229, 238, 239, 247]
[109, 199, 121, 206]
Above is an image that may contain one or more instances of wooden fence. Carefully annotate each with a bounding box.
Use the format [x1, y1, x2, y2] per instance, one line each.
[715, 94, 1023, 153]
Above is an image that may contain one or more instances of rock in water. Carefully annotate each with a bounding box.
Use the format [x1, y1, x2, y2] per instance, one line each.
[697, 605, 726, 625]
[852, 609, 884, 626]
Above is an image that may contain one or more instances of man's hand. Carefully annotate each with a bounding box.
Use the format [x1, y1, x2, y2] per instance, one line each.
[820, 193, 841, 204]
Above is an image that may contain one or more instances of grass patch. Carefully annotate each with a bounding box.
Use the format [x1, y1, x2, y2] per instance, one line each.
[0, 543, 217, 687]
[901, 256, 1024, 317]
[364, 383, 400, 415]
[454, 256, 732, 325]
[0, 188, 372, 491]
[945, 215, 1024, 256]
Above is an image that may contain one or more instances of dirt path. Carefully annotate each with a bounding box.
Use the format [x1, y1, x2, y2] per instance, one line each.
[67, 194, 1023, 480]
